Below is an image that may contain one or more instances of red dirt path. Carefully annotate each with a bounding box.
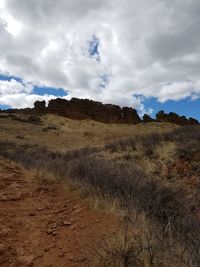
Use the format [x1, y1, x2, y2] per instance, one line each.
[0, 158, 119, 267]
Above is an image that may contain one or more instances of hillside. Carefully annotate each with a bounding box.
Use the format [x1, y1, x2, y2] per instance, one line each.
[0, 111, 177, 150]
[0, 107, 200, 266]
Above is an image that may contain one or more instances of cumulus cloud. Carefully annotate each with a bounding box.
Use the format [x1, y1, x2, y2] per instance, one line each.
[0, 78, 57, 108]
[0, 93, 57, 109]
[0, 0, 200, 112]
[0, 79, 31, 95]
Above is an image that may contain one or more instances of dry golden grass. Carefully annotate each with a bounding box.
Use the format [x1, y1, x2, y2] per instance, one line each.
[0, 112, 178, 151]
[1, 112, 200, 266]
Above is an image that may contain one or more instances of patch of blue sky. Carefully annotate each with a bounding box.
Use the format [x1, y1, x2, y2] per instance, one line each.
[32, 86, 67, 97]
[99, 74, 109, 88]
[0, 104, 11, 110]
[0, 74, 23, 84]
[0, 74, 68, 97]
[89, 35, 100, 61]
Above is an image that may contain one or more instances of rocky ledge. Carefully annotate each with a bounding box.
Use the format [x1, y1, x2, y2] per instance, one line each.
[34, 98, 142, 124]
[12, 97, 199, 126]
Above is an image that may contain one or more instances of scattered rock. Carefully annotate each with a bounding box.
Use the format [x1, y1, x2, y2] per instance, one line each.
[79, 224, 85, 230]
[0, 194, 8, 201]
[0, 224, 9, 236]
[69, 256, 74, 261]
[74, 207, 86, 214]
[17, 255, 34, 266]
[10, 182, 22, 189]
[58, 252, 65, 257]
[74, 256, 87, 263]
[46, 229, 54, 235]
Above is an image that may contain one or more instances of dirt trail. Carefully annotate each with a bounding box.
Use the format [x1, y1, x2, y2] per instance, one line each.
[0, 158, 119, 267]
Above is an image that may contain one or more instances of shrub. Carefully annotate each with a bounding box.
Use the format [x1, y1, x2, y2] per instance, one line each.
[94, 222, 190, 267]
[42, 125, 58, 132]
[8, 114, 42, 125]
[16, 135, 25, 140]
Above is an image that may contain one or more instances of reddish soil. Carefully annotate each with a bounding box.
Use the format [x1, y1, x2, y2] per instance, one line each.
[0, 158, 119, 267]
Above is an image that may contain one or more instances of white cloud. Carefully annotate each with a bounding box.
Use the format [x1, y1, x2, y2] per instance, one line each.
[0, 93, 57, 109]
[0, 79, 32, 95]
[0, 0, 200, 113]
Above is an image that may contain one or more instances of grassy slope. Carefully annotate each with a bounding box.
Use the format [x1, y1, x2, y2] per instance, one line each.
[0, 113, 177, 151]
[2, 112, 200, 266]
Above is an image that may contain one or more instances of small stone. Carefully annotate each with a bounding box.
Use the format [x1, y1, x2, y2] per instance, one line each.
[37, 207, 44, 211]
[75, 256, 87, 263]
[46, 229, 53, 235]
[0, 195, 8, 201]
[58, 252, 65, 257]
[0, 243, 6, 254]
[63, 221, 72, 226]
[29, 212, 36, 217]
[52, 231, 58, 236]
[79, 224, 85, 230]
[74, 207, 86, 214]
[17, 255, 34, 266]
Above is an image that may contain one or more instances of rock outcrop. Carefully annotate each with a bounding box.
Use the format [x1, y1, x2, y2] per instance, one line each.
[36, 98, 141, 124]
[143, 114, 154, 122]
[32, 98, 199, 125]
[34, 100, 46, 112]
[122, 107, 141, 124]
[188, 117, 199, 125]
[156, 111, 199, 125]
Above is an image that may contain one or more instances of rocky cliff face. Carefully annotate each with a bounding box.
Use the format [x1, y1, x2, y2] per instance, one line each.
[33, 98, 199, 125]
[34, 100, 46, 112]
[46, 98, 141, 124]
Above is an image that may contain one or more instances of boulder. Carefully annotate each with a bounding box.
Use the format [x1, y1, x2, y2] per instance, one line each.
[143, 114, 154, 122]
[122, 107, 141, 124]
[34, 100, 46, 112]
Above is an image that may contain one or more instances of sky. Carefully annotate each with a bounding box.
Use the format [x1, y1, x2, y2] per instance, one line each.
[0, 0, 200, 119]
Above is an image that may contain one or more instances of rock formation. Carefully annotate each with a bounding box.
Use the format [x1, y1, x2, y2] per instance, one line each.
[46, 98, 141, 124]
[143, 114, 154, 122]
[188, 117, 199, 125]
[156, 111, 199, 125]
[34, 100, 46, 112]
[32, 98, 199, 125]
[122, 107, 141, 124]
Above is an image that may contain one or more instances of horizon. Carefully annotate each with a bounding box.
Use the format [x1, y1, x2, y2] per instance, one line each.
[0, 95, 199, 122]
[0, 1, 200, 120]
